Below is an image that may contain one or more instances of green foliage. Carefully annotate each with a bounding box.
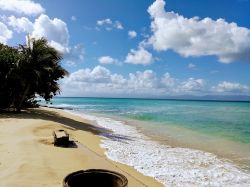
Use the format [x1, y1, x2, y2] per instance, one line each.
[0, 38, 68, 111]
[0, 43, 21, 109]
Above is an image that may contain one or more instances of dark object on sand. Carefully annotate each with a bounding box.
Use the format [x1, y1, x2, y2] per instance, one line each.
[53, 129, 69, 146]
[63, 169, 128, 187]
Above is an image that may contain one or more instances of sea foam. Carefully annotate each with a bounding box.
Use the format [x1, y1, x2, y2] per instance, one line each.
[66, 110, 250, 187]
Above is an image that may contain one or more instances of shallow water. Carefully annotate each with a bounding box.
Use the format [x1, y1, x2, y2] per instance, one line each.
[41, 97, 250, 186]
[66, 110, 250, 186]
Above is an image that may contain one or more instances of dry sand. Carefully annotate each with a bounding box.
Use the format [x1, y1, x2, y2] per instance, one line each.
[0, 107, 163, 187]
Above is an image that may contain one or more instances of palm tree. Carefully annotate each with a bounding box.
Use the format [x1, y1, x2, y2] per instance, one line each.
[0, 37, 67, 111]
[0, 44, 21, 109]
[16, 37, 68, 110]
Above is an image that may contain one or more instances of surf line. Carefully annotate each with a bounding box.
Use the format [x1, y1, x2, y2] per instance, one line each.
[76, 142, 148, 187]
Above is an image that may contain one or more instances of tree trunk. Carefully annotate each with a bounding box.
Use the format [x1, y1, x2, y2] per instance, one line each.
[17, 83, 31, 111]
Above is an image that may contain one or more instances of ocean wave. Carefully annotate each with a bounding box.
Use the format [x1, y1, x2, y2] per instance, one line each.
[66, 110, 250, 187]
[45, 104, 107, 110]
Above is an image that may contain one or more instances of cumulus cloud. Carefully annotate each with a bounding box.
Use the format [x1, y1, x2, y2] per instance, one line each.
[0, 0, 45, 16]
[147, 0, 250, 63]
[61, 66, 250, 97]
[7, 15, 33, 33]
[96, 18, 123, 31]
[0, 22, 12, 44]
[31, 14, 69, 54]
[128, 30, 137, 38]
[67, 66, 112, 84]
[0, 13, 83, 65]
[98, 56, 118, 64]
[180, 78, 206, 92]
[62, 66, 160, 97]
[61, 66, 208, 97]
[213, 81, 250, 93]
[161, 72, 175, 88]
[125, 47, 154, 65]
[5, 14, 84, 65]
[128, 70, 158, 89]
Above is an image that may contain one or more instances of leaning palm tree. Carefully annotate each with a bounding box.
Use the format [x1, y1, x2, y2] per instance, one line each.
[16, 37, 68, 110]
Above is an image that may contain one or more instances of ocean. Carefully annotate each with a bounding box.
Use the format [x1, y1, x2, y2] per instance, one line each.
[41, 97, 250, 186]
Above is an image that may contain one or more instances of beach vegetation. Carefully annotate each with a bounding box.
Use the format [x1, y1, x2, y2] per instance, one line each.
[0, 37, 68, 112]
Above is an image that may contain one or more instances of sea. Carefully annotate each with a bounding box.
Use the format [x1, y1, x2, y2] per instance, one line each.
[41, 97, 250, 186]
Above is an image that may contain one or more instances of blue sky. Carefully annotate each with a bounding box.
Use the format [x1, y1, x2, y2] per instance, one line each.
[0, 0, 250, 98]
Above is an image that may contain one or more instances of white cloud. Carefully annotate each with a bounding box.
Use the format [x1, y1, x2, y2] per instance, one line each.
[3, 14, 84, 64]
[61, 66, 250, 97]
[7, 15, 33, 33]
[114, 21, 123, 30]
[96, 18, 124, 31]
[161, 72, 175, 88]
[147, 0, 250, 63]
[188, 63, 196, 69]
[128, 70, 158, 89]
[0, 22, 12, 44]
[11, 14, 84, 65]
[98, 56, 118, 64]
[125, 47, 154, 65]
[97, 18, 112, 26]
[180, 78, 206, 92]
[128, 30, 137, 38]
[64, 66, 112, 85]
[31, 14, 69, 54]
[213, 81, 250, 93]
[0, 7, 83, 64]
[1, 13, 83, 65]
[0, 0, 45, 16]
[71, 16, 77, 21]
[61, 67, 161, 97]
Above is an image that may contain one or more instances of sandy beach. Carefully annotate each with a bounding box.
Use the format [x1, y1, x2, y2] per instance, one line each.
[0, 107, 163, 187]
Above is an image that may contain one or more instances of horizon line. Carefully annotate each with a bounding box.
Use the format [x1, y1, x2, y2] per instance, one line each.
[48, 96, 250, 102]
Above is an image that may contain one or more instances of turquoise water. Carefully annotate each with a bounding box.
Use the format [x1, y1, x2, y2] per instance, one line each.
[41, 97, 250, 185]
[42, 97, 250, 145]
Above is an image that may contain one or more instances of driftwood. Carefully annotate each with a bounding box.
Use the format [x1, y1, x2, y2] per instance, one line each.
[53, 129, 69, 146]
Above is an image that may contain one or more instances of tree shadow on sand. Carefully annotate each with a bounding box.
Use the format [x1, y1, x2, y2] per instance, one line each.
[0, 108, 133, 143]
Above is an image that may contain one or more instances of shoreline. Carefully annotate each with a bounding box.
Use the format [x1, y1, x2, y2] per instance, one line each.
[61, 107, 250, 173]
[62, 107, 250, 186]
[127, 119, 250, 172]
[0, 107, 163, 187]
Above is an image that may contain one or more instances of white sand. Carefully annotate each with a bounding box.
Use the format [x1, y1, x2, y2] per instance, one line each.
[0, 107, 163, 187]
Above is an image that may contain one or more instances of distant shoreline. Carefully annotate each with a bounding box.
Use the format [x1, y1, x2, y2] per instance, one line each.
[40, 96, 250, 102]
